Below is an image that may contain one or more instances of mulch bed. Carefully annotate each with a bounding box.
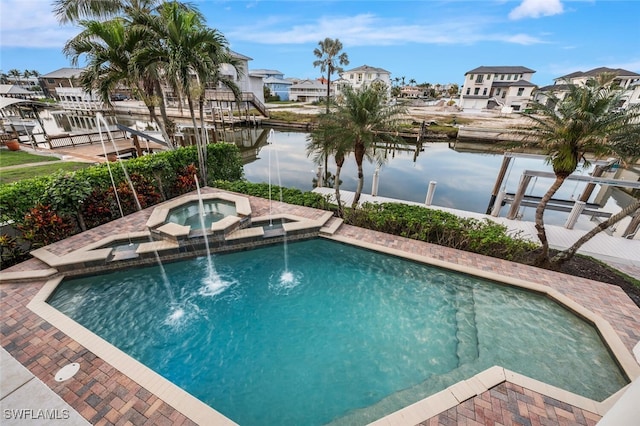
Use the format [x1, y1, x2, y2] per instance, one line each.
[545, 253, 640, 307]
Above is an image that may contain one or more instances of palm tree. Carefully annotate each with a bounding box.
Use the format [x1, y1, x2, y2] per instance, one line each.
[56, 0, 190, 147]
[325, 84, 406, 208]
[142, 1, 231, 183]
[64, 18, 134, 106]
[313, 37, 349, 113]
[307, 112, 353, 215]
[53, 0, 162, 23]
[54, 0, 125, 22]
[520, 77, 640, 266]
[8, 69, 21, 85]
[195, 49, 242, 145]
[409, 78, 416, 86]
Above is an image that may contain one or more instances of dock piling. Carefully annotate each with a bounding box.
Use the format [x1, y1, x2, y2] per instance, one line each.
[425, 181, 437, 205]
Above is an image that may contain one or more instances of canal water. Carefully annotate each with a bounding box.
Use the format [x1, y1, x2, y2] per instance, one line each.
[28, 110, 636, 232]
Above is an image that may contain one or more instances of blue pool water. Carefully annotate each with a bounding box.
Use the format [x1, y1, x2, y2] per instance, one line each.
[48, 239, 627, 425]
[166, 200, 236, 229]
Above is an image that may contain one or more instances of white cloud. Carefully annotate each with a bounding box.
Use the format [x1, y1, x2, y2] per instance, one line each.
[0, 0, 77, 48]
[227, 13, 547, 47]
[509, 0, 564, 20]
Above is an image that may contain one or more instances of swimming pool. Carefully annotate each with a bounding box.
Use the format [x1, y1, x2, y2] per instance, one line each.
[47, 239, 628, 425]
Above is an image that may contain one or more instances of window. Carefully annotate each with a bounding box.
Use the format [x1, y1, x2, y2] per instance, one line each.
[500, 75, 505, 80]
[483, 88, 487, 96]
[47, 78, 55, 84]
[507, 74, 512, 80]
[496, 89, 501, 95]
[474, 88, 480, 95]
[466, 88, 470, 95]
[517, 88, 524, 96]
[469, 74, 474, 80]
[349, 74, 353, 79]
[513, 105, 521, 111]
[486, 75, 490, 80]
[476, 75, 484, 83]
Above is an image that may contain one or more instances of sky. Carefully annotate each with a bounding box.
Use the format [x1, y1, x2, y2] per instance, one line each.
[1, 0, 639, 87]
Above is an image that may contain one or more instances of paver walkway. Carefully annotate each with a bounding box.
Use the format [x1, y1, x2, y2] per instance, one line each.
[313, 187, 640, 278]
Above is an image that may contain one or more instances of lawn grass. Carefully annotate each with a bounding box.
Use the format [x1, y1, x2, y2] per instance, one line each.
[0, 149, 60, 167]
[0, 162, 93, 185]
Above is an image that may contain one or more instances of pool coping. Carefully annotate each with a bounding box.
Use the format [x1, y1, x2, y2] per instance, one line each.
[24, 232, 640, 426]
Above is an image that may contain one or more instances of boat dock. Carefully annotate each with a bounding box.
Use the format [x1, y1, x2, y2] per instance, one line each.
[311, 187, 640, 278]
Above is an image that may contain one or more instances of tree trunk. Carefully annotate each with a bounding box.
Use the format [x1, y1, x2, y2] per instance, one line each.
[534, 175, 567, 266]
[352, 141, 365, 208]
[154, 80, 173, 149]
[187, 95, 206, 183]
[551, 199, 640, 266]
[76, 209, 87, 232]
[334, 157, 344, 217]
[325, 69, 331, 114]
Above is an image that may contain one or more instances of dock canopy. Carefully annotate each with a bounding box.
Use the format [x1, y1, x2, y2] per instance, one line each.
[0, 96, 51, 112]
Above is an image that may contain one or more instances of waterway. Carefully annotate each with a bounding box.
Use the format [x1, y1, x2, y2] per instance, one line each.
[26, 110, 638, 232]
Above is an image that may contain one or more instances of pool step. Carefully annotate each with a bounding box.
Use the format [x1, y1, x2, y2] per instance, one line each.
[455, 285, 479, 367]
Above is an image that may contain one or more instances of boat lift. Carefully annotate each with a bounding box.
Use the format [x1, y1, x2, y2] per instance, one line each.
[487, 152, 640, 233]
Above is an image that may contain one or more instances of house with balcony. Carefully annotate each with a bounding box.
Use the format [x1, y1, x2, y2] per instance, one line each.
[459, 66, 536, 112]
[201, 51, 268, 117]
[289, 79, 328, 102]
[337, 65, 392, 98]
[534, 67, 640, 109]
[39, 68, 104, 111]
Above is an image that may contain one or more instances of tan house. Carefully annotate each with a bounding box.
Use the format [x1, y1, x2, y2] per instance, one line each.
[459, 66, 536, 112]
[534, 67, 640, 109]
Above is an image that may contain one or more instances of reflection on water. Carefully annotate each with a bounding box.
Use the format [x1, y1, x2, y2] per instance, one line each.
[32, 111, 637, 231]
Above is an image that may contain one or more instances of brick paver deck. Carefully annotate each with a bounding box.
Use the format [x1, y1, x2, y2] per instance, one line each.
[1, 190, 639, 425]
[420, 382, 602, 426]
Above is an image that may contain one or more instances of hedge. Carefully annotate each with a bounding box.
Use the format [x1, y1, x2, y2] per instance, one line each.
[0, 143, 243, 225]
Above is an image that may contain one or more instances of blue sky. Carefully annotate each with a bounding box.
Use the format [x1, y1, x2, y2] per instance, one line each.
[1, 0, 639, 87]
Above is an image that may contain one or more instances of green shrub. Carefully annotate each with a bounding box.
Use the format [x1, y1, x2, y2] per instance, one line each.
[344, 202, 536, 261]
[212, 180, 329, 209]
[0, 143, 244, 226]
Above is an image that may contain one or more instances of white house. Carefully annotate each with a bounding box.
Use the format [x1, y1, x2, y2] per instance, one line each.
[459, 66, 536, 112]
[337, 65, 392, 97]
[289, 79, 328, 102]
[534, 67, 640, 109]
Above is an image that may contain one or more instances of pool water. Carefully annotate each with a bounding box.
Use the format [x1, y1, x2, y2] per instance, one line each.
[166, 200, 236, 229]
[48, 239, 627, 425]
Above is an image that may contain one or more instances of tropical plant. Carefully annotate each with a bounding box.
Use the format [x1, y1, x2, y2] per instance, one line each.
[64, 18, 137, 108]
[138, 1, 231, 182]
[19, 204, 75, 249]
[307, 112, 353, 215]
[332, 84, 407, 208]
[7, 69, 21, 84]
[520, 77, 640, 266]
[53, 0, 131, 22]
[313, 37, 349, 114]
[41, 171, 93, 231]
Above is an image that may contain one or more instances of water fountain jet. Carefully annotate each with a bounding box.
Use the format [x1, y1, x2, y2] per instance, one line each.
[193, 176, 229, 296]
[95, 113, 180, 317]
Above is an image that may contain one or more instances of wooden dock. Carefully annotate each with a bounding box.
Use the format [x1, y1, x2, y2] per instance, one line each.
[312, 187, 640, 273]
